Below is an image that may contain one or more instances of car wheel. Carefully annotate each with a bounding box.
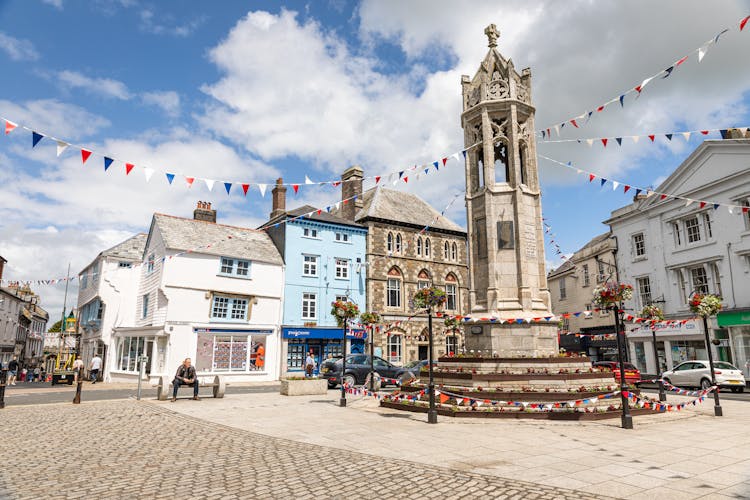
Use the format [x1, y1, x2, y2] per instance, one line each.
[700, 378, 712, 390]
[730, 387, 739, 393]
[738, 387, 744, 393]
[327, 382, 336, 389]
[343, 374, 356, 387]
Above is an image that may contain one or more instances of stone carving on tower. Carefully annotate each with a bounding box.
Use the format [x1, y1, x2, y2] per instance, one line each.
[460, 24, 557, 356]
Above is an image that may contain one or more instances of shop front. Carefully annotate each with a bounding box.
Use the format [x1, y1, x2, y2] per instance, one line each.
[578, 325, 618, 362]
[282, 326, 366, 376]
[192, 327, 277, 382]
[718, 309, 750, 379]
[627, 318, 706, 374]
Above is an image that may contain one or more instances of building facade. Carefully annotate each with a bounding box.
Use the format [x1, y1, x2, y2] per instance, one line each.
[606, 138, 750, 377]
[335, 167, 470, 365]
[0, 285, 49, 368]
[106, 202, 285, 384]
[547, 233, 620, 361]
[76, 234, 146, 380]
[262, 179, 368, 375]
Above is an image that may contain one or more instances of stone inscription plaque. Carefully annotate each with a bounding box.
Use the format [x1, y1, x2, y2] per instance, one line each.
[523, 224, 537, 258]
[497, 221, 514, 249]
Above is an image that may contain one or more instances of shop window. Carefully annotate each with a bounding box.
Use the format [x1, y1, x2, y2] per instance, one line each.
[196, 333, 266, 372]
[116, 336, 147, 372]
[287, 340, 305, 370]
[388, 334, 402, 364]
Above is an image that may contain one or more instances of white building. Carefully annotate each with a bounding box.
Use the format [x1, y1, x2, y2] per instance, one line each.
[606, 138, 750, 378]
[76, 234, 146, 380]
[108, 202, 285, 384]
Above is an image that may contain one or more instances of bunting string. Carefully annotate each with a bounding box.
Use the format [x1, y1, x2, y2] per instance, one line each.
[540, 126, 749, 146]
[537, 15, 750, 137]
[623, 386, 717, 412]
[539, 154, 750, 213]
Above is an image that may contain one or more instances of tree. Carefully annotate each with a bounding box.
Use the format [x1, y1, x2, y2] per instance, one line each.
[48, 320, 62, 333]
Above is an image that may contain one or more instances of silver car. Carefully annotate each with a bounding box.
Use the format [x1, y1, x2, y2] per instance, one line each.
[662, 360, 746, 393]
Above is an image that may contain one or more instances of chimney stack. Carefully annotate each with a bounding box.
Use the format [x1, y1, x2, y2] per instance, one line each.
[193, 201, 217, 223]
[271, 178, 287, 219]
[341, 165, 363, 221]
[0, 255, 6, 282]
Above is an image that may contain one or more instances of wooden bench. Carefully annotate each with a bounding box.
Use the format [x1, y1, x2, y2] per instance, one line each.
[156, 375, 226, 401]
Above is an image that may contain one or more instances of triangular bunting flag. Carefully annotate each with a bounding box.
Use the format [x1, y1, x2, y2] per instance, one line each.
[258, 184, 267, 197]
[698, 44, 708, 62]
[619, 94, 625, 107]
[615, 137, 622, 146]
[292, 184, 299, 194]
[648, 135, 655, 142]
[660, 194, 668, 200]
[589, 174, 596, 182]
[224, 182, 232, 195]
[81, 149, 92, 164]
[103, 157, 114, 171]
[685, 199, 693, 207]
[662, 66, 674, 79]
[600, 178, 607, 187]
[375, 176, 381, 184]
[623, 185, 631, 193]
[682, 132, 691, 141]
[586, 139, 594, 147]
[185, 177, 195, 187]
[632, 135, 640, 143]
[601, 138, 608, 147]
[125, 163, 135, 175]
[204, 179, 215, 191]
[442, 157, 448, 166]
[741, 15, 750, 31]
[305, 175, 314, 185]
[665, 134, 672, 141]
[4, 120, 17, 134]
[612, 181, 619, 191]
[143, 168, 154, 182]
[241, 183, 249, 196]
[166, 173, 175, 184]
[32, 131, 44, 147]
[56, 140, 69, 157]
[699, 201, 707, 209]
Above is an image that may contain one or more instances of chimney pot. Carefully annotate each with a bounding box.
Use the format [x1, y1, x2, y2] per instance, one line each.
[270, 178, 287, 219]
[341, 165, 364, 221]
[194, 200, 217, 223]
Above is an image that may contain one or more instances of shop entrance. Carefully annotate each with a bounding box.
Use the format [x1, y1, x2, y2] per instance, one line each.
[309, 344, 322, 374]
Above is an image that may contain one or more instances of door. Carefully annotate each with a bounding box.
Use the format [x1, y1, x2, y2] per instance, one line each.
[418, 345, 428, 361]
[144, 339, 154, 375]
[308, 344, 322, 375]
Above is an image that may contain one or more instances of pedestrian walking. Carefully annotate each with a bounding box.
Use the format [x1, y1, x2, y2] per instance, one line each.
[72, 355, 84, 383]
[304, 350, 316, 378]
[21, 367, 27, 382]
[33, 367, 40, 382]
[7, 357, 18, 385]
[89, 354, 102, 383]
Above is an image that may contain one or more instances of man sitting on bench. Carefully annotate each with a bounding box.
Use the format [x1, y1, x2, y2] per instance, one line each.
[172, 358, 200, 402]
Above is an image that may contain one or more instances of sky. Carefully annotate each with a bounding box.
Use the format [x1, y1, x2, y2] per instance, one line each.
[1, 0, 749, 324]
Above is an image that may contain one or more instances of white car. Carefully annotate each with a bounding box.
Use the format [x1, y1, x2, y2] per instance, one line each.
[662, 360, 746, 393]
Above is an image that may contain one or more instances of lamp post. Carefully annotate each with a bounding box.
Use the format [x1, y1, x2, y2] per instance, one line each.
[689, 291, 723, 417]
[650, 325, 667, 402]
[641, 303, 667, 402]
[332, 299, 359, 408]
[612, 305, 633, 429]
[427, 305, 437, 424]
[340, 319, 348, 408]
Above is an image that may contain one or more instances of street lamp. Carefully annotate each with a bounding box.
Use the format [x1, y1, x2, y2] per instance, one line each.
[612, 305, 633, 429]
[427, 305, 437, 424]
[412, 286, 446, 425]
[641, 302, 667, 402]
[359, 311, 381, 392]
[331, 299, 359, 408]
[689, 291, 723, 417]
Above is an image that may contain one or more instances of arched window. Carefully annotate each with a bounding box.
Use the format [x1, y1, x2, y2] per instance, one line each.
[417, 269, 431, 289]
[451, 242, 457, 261]
[424, 238, 431, 258]
[444, 241, 449, 260]
[519, 143, 528, 186]
[445, 273, 458, 311]
[395, 234, 402, 253]
[416, 237, 423, 256]
[387, 334, 402, 364]
[495, 141, 510, 184]
[476, 149, 485, 188]
[387, 232, 393, 253]
[386, 267, 402, 308]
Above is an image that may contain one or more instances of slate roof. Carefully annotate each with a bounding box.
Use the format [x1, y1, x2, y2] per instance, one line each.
[353, 187, 465, 233]
[548, 232, 611, 278]
[102, 233, 148, 261]
[151, 214, 283, 266]
[263, 205, 365, 229]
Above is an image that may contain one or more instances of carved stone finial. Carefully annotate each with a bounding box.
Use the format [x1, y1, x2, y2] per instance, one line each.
[484, 24, 499, 48]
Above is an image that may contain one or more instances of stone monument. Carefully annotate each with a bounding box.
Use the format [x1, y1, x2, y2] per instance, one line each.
[461, 24, 558, 357]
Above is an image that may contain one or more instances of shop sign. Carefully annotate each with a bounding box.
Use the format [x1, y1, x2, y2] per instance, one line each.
[717, 310, 750, 327]
[627, 318, 701, 337]
[282, 327, 366, 340]
[193, 327, 273, 335]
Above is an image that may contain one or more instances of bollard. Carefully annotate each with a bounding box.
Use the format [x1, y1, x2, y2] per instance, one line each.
[73, 368, 82, 404]
[0, 369, 7, 409]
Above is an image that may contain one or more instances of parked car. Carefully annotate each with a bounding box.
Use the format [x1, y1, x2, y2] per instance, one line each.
[592, 361, 641, 385]
[399, 359, 429, 384]
[320, 354, 409, 388]
[661, 360, 746, 392]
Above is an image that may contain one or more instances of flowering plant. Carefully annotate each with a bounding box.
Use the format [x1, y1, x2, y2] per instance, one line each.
[592, 283, 633, 308]
[444, 316, 460, 330]
[640, 304, 664, 321]
[412, 286, 447, 310]
[359, 311, 381, 325]
[331, 300, 359, 327]
[689, 293, 722, 317]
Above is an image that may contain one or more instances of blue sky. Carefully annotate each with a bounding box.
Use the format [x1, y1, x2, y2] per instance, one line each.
[1, 0, 750, 321]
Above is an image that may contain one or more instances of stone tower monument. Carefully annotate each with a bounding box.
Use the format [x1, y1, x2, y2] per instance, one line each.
[461, 24, 558, 356]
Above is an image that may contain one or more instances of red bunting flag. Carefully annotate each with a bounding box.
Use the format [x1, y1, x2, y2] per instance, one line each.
[241, 184, 249, 195]
[700, 202, 707, 208]
[743, 207, 749, 214]
[741, 15, 749, 31]
[660, 194, 668, 200]
[292, 184, 299, 194]
[403, 176, 408, 183]
[375, 176, 381, 184]
[332, 181, 341, 187]
[81, 149, 92, 164]
[4, 120, 17, 134]
[701, 130, 709, 135]
[624, 185, 631, 193]
[675, 55, 688, 67]
[125, 163, 135, 175]
[185, 177, 195, 187]
[570, 119, 579, 128]
[597, 105, 604, 112]
[648, 135, 655, 142]
[589, 174, 596, 182]
[442, 157, 448, 166]
[439, 393, 450, 404]
[601, 138, 608, 147]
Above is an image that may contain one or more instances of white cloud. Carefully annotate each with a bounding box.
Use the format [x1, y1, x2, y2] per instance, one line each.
[58, 70, 132, 100]
[139, 9, 206, 37]
[0, 31, 39, 61]
[0, 99, 110, 139]
[41, 0, 64, 9]
[141, 90, 181, 117]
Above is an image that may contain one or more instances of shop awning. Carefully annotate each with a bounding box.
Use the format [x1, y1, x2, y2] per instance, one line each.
[717, 310, 750, 327]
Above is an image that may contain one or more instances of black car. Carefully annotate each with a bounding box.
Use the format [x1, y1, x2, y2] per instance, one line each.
[402, 359, 429, 381]
[320, 354, 409, 388]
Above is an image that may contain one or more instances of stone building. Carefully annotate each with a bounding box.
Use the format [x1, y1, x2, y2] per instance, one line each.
[336, 166, 469, 365]
[547, 233, 620, 361]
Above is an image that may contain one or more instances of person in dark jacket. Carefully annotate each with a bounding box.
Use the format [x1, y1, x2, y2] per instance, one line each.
[172, 358, 199, 402]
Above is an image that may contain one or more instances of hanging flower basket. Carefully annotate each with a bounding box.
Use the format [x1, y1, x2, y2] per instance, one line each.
[592, 283, 633, 309]
[444, 316, 460, 330]
[412, 286, 447, 310]
[331, 300, 359, 328]
[689, 293, 722, 317]
[640, 304, 664, 321]
[359, 311, 381, 326]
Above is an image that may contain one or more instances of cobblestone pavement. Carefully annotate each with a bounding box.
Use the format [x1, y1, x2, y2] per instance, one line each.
[0, 400, 607, 499]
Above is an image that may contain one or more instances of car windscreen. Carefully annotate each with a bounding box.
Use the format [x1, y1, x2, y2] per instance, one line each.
[714, 361, 739, 370]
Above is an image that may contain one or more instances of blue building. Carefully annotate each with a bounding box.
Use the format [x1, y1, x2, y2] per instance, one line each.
[262, 178, 368, 374]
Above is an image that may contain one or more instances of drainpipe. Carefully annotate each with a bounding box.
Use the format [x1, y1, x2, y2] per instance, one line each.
[725, 243, 737, 309]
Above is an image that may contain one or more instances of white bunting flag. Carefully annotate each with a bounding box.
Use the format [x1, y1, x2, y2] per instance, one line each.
[682, 132, 691, 141]
[204, 179, 215, 191]
[685, 199, 694, 207]
[612, 181, 620, 191]
[586, 139, 594, 147]
[305, 175, 314, 185]
[56, 140, 69, 157]
[451, 152, 461, 163]
[258, 184, 267, 197]
[632, 136, 640, 143]
[698, 44, 709, 62]
[553, 125, 560, 137]
[143, 168, 154, 183]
